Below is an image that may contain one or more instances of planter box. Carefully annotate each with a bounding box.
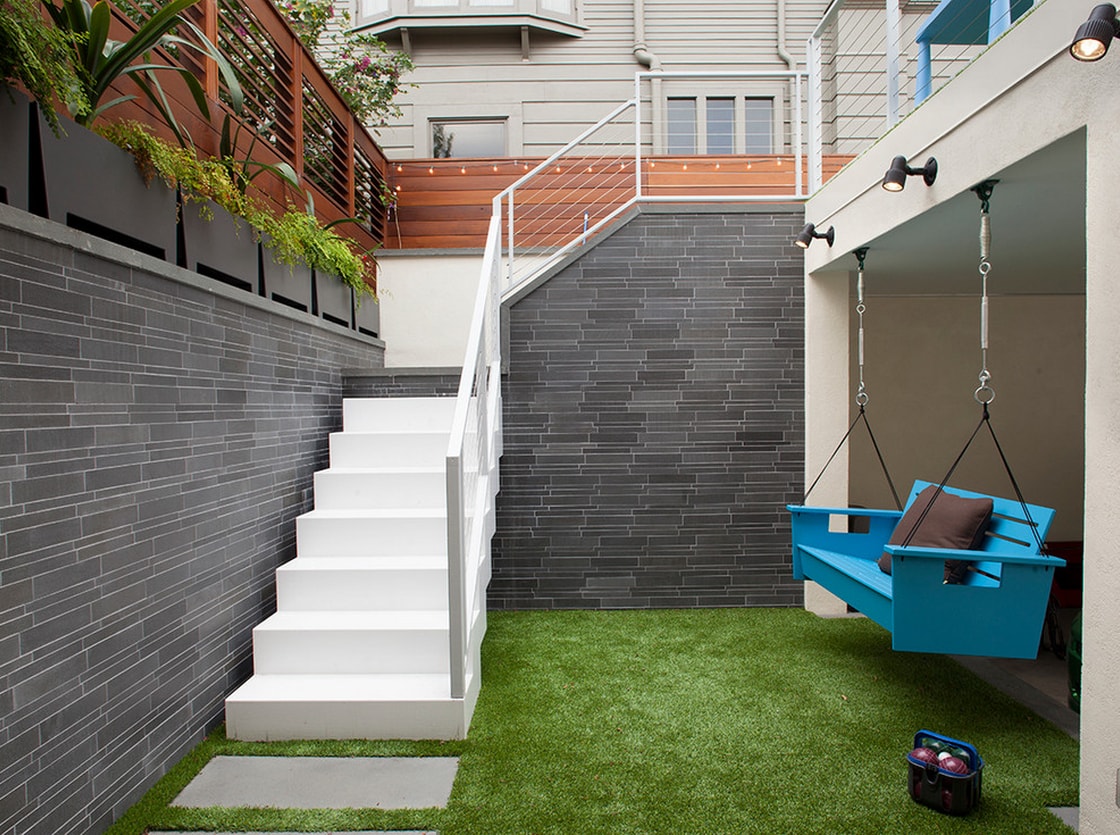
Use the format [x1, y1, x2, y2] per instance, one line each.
[314, 270, 354, 328]
[354, 292, 380, 338]
[182, 200, 260, 293]
[0, 89, 31, 210]
[261, 243, 312, 312]
[38, 111, 178, 260]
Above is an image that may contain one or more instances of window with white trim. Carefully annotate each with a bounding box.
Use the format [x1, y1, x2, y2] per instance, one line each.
[431, 119, 508, 157]
[668, 95, 775, 155]
[667, 98, 697, 154]
[705, 98, 735, 154]
[744, 98, 773, 154]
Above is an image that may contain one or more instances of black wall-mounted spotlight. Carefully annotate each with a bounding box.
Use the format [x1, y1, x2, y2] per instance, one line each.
[1070, 3, 1119, 61]
[881, 155, 938, 192]
[795, 223, 834, 249]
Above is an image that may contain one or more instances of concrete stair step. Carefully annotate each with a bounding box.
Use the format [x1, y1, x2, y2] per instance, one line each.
[312, 467, 446, 510]
[225, 673, 470, 740]
[329, 429, 449, 469]
[276, 556, 448, 611]
[252, 610, 450, 675]
[296, 508, 447, 557]
[342, 397, 457, 433]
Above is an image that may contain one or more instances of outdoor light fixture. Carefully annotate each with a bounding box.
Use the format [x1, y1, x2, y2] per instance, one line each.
[795, 223, 834, 249]
[881, 155, 938, 192]
[1070, 3, 1120, 61]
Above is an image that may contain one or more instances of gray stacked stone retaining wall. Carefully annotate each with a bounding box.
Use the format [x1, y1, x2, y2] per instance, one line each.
[492, 207, 805, 609]
[0, 207, 384, 835]
[342, 367, 461, 399]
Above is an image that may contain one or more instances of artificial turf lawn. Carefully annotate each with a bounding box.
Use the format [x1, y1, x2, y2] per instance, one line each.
[119, 608, 1078, 834]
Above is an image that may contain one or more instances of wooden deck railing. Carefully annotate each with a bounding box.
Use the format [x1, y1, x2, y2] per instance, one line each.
[98, 0, 388, 280]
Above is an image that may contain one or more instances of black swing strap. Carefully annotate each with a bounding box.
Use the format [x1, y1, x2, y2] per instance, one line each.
[901, 180, 1046, 554]
[800, 248, 902, 511]
[899, 403, 1044, 552]
[801, 407, 902, 509]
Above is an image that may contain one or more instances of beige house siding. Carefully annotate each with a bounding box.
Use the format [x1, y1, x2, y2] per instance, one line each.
[364, 0, 833, 159]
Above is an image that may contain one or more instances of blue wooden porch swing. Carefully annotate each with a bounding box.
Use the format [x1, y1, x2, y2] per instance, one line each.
[788, 189, 1064, 659]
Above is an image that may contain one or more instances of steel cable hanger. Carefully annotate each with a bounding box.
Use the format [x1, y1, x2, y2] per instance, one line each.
[899, 181, 1054, 576]
[801, 247, 902, 510]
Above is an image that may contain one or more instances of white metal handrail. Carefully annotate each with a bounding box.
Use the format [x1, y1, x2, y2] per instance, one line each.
[445, 214, 502, 701]
[496, 70, 813, 296]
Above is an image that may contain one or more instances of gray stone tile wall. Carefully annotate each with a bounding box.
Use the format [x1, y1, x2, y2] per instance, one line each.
[0, 214, 383, 835]
[343, 367, 461, 398]
[492, 208, 805, 609]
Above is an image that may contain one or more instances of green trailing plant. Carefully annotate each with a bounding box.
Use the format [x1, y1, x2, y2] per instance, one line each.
[97, 119, 245, 217]
[254, 202, 376, 299]
[42, 0, 243, 144]
[0, 0, 89, 134]
[99, 120, 375, 299]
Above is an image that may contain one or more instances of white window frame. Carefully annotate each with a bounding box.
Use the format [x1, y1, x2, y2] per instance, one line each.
[660, 82, 784, 155]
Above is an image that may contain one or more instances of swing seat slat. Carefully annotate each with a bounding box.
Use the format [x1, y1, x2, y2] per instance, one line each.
[789, 481, 1064, 659]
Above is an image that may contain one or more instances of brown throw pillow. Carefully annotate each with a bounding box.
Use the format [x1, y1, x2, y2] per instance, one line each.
[877, 486, 994, 583]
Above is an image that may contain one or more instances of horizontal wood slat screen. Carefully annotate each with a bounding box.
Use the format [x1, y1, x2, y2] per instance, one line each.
[385, 155, 853, 249]
[91, 0, 388, 287]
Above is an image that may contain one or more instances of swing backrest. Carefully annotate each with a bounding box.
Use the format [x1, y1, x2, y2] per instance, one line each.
[907, 480, 1057, 583]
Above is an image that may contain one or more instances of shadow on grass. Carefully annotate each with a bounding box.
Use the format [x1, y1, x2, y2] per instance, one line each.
[112, 608, 1078, 835]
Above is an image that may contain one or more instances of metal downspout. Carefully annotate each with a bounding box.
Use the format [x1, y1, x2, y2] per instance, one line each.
[776, 0, 797, 164]
[633, 0, 663, 153]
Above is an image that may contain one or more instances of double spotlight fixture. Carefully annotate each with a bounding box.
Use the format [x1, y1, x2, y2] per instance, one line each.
[1071, 3, 1120, 61]
[881, 155, 938, 192]
[794, 223, 834, 249]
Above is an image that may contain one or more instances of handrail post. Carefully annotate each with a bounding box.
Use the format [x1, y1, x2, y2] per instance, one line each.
[794, 73, 803, 197]
[507, 192, 515, 291]
[634, 72, 643, 200]
[808, 34, 823, 193]
[445, 454, 466, 700]
[885, 0, 902, 127]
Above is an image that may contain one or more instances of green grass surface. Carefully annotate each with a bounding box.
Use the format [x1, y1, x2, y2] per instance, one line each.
[118, 608, 1078, 834]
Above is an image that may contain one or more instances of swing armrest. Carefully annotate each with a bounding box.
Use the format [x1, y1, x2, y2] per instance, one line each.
[884, 544, 1066, 568]
[786, 504, 903, 520]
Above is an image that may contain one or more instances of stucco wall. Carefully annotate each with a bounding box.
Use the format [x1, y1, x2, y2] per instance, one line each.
[493, 208, 805, 609]
[848, 294, 1085, 541]
[376, 251, 480, 368]
[0, 208, 384, 835]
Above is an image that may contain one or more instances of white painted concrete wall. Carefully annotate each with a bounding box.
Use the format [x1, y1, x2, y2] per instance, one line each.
[804, 2, 1119, 830]
[376, 252, 483, 367]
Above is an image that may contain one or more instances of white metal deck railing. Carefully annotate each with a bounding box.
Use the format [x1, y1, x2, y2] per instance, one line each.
[808, 0, 1040, 189]
[494, 70, 812, 293]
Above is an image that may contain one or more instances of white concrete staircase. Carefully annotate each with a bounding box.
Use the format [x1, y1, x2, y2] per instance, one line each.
[225, 396, 480, 741]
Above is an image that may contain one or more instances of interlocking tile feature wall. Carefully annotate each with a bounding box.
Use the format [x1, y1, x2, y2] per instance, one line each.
[0, 221, 382, 835]
[493, 209, 805, 609]
[343, 367, 461, 399]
